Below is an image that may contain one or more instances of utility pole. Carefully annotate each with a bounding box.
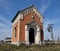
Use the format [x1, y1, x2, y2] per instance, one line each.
[58, 36, 59, 43]
[47, 24, 54, 43]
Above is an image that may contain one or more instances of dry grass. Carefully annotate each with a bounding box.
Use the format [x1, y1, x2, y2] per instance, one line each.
[0, 44, 60, 51]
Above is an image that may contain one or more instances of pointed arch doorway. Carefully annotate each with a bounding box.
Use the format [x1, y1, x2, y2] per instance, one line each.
[25, 21, 41, 45]
[29, 28, 35, 44]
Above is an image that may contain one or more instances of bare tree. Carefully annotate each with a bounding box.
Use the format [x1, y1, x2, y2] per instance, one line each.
[47, 24, 54, 42]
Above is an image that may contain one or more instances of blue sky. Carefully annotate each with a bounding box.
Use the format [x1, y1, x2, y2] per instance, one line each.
[0, 0, 60, 40]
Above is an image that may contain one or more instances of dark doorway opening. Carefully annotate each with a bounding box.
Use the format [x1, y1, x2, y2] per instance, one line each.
[29, 28, 35, 44]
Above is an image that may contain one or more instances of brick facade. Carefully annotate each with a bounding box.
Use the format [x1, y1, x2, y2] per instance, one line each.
[11, 5, 44, 45]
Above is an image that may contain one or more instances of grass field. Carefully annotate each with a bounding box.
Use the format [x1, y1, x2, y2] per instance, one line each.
[0, 44, 60, 51]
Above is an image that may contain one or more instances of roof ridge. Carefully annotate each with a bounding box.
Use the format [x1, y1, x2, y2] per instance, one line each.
[19, 4, 34, 12]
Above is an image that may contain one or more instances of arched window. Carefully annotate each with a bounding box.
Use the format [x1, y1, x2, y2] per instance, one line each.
[14, 27, 16, 37]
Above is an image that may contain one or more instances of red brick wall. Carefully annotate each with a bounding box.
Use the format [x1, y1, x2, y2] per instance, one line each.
[20, 11, 44, 42]
[12, 11, 44, 42]
[12, 22, 18, 42]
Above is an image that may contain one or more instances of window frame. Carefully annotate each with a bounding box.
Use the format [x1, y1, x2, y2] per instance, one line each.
[14, 27, 16, 37]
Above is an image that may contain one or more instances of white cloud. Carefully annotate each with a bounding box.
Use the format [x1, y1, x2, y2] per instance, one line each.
[0, 28, 11, 40]
[0, 15, 11, 40]
[0, 23, 6, 28]
[40, 0, 52, 13]
[0, 15, 11, 26]
[0, 0, 12, 40]
[44, 18, 60, 29]
[0, 27, 11, 40]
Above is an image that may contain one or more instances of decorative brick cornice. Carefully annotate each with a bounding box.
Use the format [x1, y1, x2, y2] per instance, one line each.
[11, 5, 43, 23]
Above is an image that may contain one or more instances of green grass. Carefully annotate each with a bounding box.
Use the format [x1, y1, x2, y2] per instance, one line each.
[0, 44, 60, 51]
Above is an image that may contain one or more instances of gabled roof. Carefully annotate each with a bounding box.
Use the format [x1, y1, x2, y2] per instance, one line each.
[11, 5, 43, 23]
[11, 11, 20, 23]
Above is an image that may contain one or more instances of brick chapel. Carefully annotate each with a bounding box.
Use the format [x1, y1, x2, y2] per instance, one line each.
[11, 5, 44, 46]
